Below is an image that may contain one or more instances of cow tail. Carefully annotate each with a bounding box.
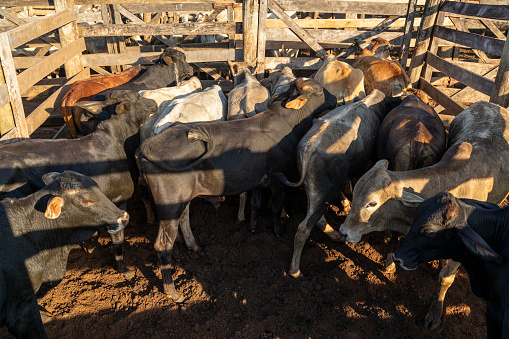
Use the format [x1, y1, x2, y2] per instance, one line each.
[275, 121, 328, 187]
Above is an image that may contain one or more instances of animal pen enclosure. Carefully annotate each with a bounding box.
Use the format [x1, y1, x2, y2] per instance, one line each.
[1, 0, 507, 142]
[0, 0, 509, 338]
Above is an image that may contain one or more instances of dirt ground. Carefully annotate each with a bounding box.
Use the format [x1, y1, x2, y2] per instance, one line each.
[1, 187, 488, 339]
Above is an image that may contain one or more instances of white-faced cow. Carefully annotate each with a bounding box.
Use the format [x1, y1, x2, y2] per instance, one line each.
[0, 90, 156, 278]
[393, 192, 509, 338]
[339, 101, 509, 330]
[136, 78, 336, 301]
[276, 90, 402, 278]
[0, 171, 129, 339]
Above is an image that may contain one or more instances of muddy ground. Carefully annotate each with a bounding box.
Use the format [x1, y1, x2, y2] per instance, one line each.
[1, 185, 488, 339]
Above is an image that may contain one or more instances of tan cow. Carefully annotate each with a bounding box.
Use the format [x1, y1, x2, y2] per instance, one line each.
[339, 101, 509, 330]
[314, 54, 365, 105]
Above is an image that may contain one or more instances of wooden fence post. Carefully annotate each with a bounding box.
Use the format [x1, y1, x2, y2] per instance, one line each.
[257, 0, 268, 79]
[399, 0, 418, 69]
[490, 37, 509, 108]
[244, 0, 259, 62]
[0, 67, 15, 137]
[54, 0, 83, 78]
[408, 0, 442, 88]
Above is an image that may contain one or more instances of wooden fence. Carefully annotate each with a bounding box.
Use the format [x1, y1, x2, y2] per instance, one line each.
[0, 0, 508, 142]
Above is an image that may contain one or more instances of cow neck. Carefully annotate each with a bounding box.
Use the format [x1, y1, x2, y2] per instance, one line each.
[466, 206, 509, 254]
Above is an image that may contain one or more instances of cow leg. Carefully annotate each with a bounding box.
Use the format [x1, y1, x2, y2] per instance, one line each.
[249, 187, 262, 232]
[237, 191, 247, 223]
[138, 176, 156, 225]
[178, 202, 200, 252]
[155, 218, 185, 302]
[11, 297, 48, 339]
[269, 182, 286, 237]
[110, 229, 134, 279]
[289, 204, 328, 278]
[316, 215, 344, 241]
[424, 259, 461, 330]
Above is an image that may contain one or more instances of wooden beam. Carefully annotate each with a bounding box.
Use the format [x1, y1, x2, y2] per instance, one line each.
[182, 8, 224, 43]
[25, 67, 89, 135]
[243, 0, 259, 62]
[78, 22, 236, 37]
[408, 0, 443, 87]
[54, 0, 83, 78]
[0, 33, 28, 138]
[0, 72, 15, 136]
[426, 51, 494, 96]
[271, 0, 407, 15]
[423, 11, 446, 81]
[440, 1, 509, 20]
[268, 0, 327, 58]
[399, 0, 418, 67]
[17, 38, 85, 95]
[449, 17, 491, 63]
[490, 37, 509, 107]
[451, 65, 498, 102]
[481, 19, 506, 39]
[121, 3, 213, 13]
[433, 25, 505, 57]
[6, 7, 74, 49]
[193, 62, 225, 81]
[419, 77, 464, 116]
[256, 0, 268, 79]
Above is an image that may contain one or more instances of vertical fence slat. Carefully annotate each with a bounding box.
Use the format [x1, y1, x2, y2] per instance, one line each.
[54, 0, 83, 78]
[244, 0, 259, 62]
[257, 0, 268, 79]
[490, 37, 509, 108]
[0, 34, 28, 139]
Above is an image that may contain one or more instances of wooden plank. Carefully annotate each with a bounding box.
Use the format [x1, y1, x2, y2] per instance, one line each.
[399, 0, 418, 67]
[182, 8, 224, 42]
[101, 4, 120, 74]
[25, 67, 89, 135]
[426, 51, 494, 96]
[121, 3, 213, 13]
[419, 77, 464, 116]
[76, 0, 220, 4]
[490, 37, 509, 107]
[243, 0, 258, 63]
[0, 71, 15, 135]
[0, 83, 8, 107]
[55, 0, 83, 78]
[78, 22, 236, 37]
[82, 48, 238, 67]
[112, 5, 127, 71]
[0, 34, 28, 138]
[193, 62, 225, 81]
[408, 0, 441, 87]
[451, 65, 498, 102]
[17, 38, 85, 95]
[257, 0, 268, 79]
[423, 10, 446, 82]
[449, 17, 490, 63]
[481, 19, 506, 40]
[272, 0, 407, 15]
[6, 8, 74, 49]
[90, 65, 111, 76]
[433, 25, 505, 57]
[268, 0, 327, 58]
[440, 1, 509, 20]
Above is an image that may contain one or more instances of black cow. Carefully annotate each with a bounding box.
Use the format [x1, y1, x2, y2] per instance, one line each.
[137, 78, 336, 301]
[0, 171, 129, 339]
[93, 48, 194, 100]
[0, 90, 156, 277]
[393, 192, 509, 338]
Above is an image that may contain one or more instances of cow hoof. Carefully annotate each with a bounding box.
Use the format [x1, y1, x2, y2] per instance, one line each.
[39, 309, 53, 324]
[424, 301, 443, 330]
[290, 270, 303, 279]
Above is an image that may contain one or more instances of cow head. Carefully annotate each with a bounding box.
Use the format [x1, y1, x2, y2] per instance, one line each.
[339, 159, 425, 243]
[227, 59, 257, 87]
[41, 171, 129, 234]
[281, 78, 336, 112]
[159, 47, 194, 83]
[393, 192, 503, 270]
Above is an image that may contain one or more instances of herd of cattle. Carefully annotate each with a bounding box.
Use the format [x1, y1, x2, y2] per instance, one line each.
[1, 42, 508, 338]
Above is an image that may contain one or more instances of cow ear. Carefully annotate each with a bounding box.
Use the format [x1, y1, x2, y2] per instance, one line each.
[374, 159, 389, 170]
[442, 198, 459, 226]
[75, 101, 104, 115]
[45, 196, 64, 219]
[285, 98, 308, 109]
[162, 56, 175, 65]
[42, 172, 61, 185]
[457, 226, 503, 263]
[399, 189, 425, 207]
[116, 102, 131, 114]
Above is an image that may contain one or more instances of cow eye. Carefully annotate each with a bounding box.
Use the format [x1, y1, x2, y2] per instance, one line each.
[419, 227, 435, 238]
[366, 202, 377, 208]
[81, 201, 95, 207]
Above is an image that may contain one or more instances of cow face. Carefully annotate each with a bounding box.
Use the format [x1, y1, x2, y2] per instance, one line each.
[339, 159, 424, 243]
[159, 47, 194, 82]
[283, 78, 335, 111]
[42, 171, 129, 234]
[393, 192, 503, 270]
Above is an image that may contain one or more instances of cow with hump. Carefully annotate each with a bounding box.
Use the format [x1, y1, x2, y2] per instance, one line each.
[393, 192, 509, 338]
[276, 89, 402, 278]
[339, 101, 509, 330]
[136, 78, 336, 301]
[0, 171, 129, 339]
[0, 90, 157, 278]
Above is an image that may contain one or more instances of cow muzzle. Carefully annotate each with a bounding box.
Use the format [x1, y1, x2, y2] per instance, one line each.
[391, 253, 418, 271]
[338, 224, 362, 243]
[108, 211, 129, 234]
